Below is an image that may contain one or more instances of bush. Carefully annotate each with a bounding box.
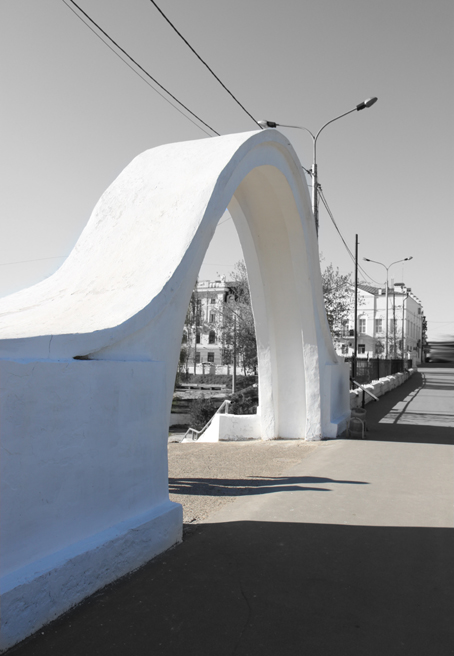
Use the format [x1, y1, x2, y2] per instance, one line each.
[229, 385, 258, 415]
[189, 396, 224, 430]
[233, 375, 258, 391]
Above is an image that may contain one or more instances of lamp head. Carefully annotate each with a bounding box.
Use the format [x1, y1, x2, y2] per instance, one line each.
[404, 256, 413, 261]
[356, 97, 378, 111]
[258, 120, 278, 128]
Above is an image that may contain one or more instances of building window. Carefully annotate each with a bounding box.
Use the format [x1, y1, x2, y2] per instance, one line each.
[375, 318, 383, 333]
[210, 298, 216, 304]
[182, 331, 188, 344]
[358, 344, 366, 354]
[210, 312, 216, 323]
[359, 318, 366, 334]
[341, 344, 349, 354]
[195, 352, 201, 363]
[208, 330, 216, 344]
[196, 332, 201, 344]
[207, 352, 215, 363]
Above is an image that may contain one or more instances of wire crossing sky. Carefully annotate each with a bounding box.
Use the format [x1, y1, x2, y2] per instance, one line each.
[0, 0, 452, 340]
[63, 0, 219, 135]
[148, 0, 260, 128]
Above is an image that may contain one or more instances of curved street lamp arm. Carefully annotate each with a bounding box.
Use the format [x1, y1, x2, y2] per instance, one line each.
[364, 256, 412, 273]
[389, 257, 412, 270]
[258, 121, 315, 140]
[314, 107, 357, 144]
[363, 258, 388, 274]
[279, 124, 316, 140]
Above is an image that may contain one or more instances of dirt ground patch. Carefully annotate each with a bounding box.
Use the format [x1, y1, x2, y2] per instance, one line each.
[168, 440, 319, 526]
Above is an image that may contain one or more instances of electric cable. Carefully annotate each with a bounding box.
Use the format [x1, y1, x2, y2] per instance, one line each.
[148, 0, 260, 129]
[318, 188, 355, 260]
[321, 195, 380, 286]
[0, 255, 68, 267]
[318, 187, 382, 285]
[62, 0, 219, 136]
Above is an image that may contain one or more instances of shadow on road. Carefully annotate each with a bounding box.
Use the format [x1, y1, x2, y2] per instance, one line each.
[360, 368, 454, 446]
[169, 475, 368, 498]
[9, 520, 453, 656]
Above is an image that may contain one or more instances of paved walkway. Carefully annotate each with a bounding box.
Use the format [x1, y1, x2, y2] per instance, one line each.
[7, 366, 454, 655]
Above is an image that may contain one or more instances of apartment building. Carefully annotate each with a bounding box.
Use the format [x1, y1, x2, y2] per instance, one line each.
[180, 277, 236, 374]
[337, 282, 424, 363]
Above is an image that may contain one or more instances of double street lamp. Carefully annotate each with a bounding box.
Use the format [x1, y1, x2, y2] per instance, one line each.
[363, 256, 413, 359]
[258, 97, 378, 235]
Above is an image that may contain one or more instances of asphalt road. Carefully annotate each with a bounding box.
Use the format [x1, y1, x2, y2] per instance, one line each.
[6, 365, 454, 656]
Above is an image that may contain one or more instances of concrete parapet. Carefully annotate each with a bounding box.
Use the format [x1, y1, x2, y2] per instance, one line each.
[350, 368, 415, 409]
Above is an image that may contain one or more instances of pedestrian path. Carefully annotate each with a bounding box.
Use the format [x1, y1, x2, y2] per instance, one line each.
[7, 366, 454, 656]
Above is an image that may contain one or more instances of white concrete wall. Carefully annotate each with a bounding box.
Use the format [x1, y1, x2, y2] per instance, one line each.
[197, 412, 261, 442]
[0, 129, 350, 649]
[0, 359, 181, 650]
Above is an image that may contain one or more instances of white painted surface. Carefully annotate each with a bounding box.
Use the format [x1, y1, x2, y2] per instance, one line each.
[0, 130, 350, 649]
[1, 502, 181, 652]
[197, 413, 261, 442]
[0, 359, 182, 651]
[0, 360, 172, 575]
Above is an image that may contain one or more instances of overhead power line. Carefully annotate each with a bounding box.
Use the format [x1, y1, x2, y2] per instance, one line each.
[148, 0, 260, 129]
[0, 255, 67, 267]
[318, 188, 381, 285]
[62, 0, 219, 137]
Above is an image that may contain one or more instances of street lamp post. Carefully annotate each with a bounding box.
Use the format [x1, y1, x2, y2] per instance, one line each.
[363, 257, 413, 359]
[258, 97, 378, 235]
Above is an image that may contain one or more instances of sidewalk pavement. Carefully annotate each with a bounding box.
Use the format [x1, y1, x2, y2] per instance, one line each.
[7, 366, 454, 656]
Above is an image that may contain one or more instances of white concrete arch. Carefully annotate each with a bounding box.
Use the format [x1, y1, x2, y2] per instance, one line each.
[0, 130, 350, 650]
[0, 129, 348, 438]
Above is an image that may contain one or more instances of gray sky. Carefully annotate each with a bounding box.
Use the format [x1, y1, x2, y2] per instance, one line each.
[1, 0, 452, 340]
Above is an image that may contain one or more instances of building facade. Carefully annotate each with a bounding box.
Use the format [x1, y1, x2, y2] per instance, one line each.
[180, 278, 238, 375]
[336, 282, 424, 363]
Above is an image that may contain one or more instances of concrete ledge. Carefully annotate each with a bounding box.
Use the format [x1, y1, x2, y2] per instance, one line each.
[196, 413, 261, 442]
[350, 368, 416, 409]
[0, 501, 182, 653]
[324, 413, 350, 439]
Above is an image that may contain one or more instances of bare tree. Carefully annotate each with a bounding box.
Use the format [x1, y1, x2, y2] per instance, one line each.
[322, 264, 355, 342]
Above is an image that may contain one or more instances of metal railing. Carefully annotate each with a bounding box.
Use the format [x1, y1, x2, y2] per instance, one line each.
[183, 399, 231, 442]
[351, 379, 379, 404]
[346, 358, 412, 385]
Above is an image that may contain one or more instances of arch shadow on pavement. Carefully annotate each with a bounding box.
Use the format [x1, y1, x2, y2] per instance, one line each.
[360, 366, 454, 446]
[7, 519, 453, 656]
[169, 475, 369, 498]
[5, 365, 453, 656]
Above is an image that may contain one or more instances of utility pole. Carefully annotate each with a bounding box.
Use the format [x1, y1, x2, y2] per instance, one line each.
[258, 97, 378, 237]
[353, 234, 359, 381]
[402, 293, 408, 362]
[193, 292, 197, 375]
[392, 284, 396, 358]
[232, 313, 237, 393]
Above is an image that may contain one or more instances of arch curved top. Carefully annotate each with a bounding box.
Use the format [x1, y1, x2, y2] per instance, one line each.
[0, 129, 336, 364]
